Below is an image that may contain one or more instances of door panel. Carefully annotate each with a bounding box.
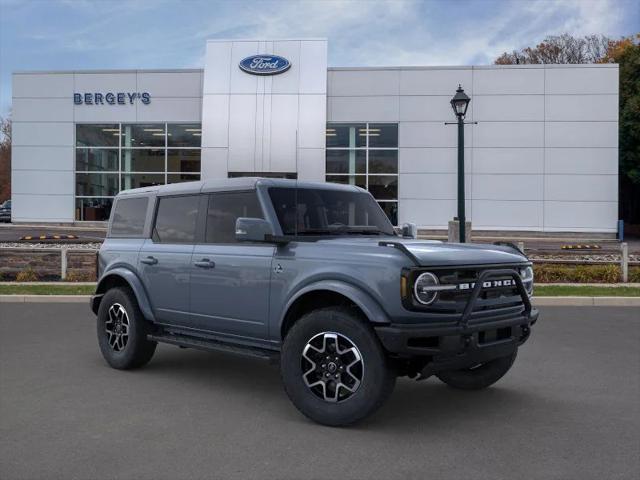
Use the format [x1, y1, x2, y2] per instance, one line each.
[138, 239, 194, 324]
[189, 244, 274, 338]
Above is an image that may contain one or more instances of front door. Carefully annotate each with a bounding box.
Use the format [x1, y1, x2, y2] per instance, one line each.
[138, 194, 200, 325]
[189, 191, 274, 340]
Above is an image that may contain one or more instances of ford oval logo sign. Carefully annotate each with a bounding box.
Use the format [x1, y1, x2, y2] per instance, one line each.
[239, 55, 291, 75]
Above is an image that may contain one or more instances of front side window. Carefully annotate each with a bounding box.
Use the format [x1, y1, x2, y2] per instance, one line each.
[325, 123, 399, 225]
[268, 187, 395, 236]
[153, 195, 200, 244]
[109, 197, 148, 237]
[205, 191, 263, 244]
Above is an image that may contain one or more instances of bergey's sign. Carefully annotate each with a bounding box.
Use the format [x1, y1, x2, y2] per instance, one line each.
[239, 55, 291, 75]
[74, 92, 151, 105]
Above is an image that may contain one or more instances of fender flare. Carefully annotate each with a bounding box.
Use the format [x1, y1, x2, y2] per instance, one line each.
[280, 279, 391, 332]
[95, 268, 155, 322]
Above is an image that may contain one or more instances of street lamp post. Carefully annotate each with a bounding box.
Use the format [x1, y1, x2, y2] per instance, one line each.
[449, 85, 472, 243]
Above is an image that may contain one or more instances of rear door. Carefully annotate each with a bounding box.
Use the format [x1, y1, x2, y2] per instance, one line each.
[138, 194, 200, 325]
[188, 191, 274, 339]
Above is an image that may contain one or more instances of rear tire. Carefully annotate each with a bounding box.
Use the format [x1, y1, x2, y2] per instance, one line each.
[436, 350, 517, 390]
[280, 307, 395, 426]
[97, 287, 157, 370]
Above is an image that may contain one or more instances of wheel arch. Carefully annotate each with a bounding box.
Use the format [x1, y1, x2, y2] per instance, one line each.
[280, 280, 390, 339]
[93, 268, 155, 322]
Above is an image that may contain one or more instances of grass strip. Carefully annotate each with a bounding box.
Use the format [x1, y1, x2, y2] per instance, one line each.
[534, 285, 640, 297]
[0, 284, 95, 295]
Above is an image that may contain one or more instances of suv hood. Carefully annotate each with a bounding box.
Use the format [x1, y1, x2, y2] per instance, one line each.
[314, 237, 527, 267]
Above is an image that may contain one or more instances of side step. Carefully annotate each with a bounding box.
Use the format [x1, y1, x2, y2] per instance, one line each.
[147, 333, 279, 362]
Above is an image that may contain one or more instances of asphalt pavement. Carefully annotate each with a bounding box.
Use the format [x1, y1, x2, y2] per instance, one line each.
[1, 303, 638, 480]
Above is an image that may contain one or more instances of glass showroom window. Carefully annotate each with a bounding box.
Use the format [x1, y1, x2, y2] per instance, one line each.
[325, 123, 398, 225]
[75, 123, 202, 221]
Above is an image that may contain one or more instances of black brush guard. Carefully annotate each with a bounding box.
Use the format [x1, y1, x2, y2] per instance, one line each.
[375, 267, 538, 375]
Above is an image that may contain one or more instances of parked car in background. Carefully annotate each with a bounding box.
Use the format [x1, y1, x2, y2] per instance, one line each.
[0, 200, 11, 222]
[91, 178, 538, 426]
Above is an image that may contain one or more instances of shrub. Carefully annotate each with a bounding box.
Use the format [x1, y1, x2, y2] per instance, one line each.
[629, 266, 640, 283]
[65, 271, 95, 282]
[533, 264, 621, 283]
[15, 268, 39, 282]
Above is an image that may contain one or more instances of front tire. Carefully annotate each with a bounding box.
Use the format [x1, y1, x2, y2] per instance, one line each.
[97, 287, 157, 370]
[280, 307, 395, 426]
[436, 351, 517, 390]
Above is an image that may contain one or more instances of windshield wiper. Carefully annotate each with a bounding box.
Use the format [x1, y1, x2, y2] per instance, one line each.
[295, 226, 386, 236]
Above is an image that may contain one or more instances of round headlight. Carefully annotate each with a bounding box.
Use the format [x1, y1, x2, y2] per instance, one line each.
[520, 266, 534, 295]
[414, 272, 440, 305]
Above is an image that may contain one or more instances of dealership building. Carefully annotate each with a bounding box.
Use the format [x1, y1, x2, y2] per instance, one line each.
[11, 39, 619, 232]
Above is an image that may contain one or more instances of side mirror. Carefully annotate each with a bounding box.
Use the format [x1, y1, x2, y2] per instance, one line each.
[402, 222, 417, 239]
[235, 217, 273, 242]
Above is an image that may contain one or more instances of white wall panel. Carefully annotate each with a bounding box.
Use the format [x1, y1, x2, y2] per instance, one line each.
[399, 96, 469, 122]
[12, 122, 73, 147]
[201, 95, 229, 148]
[13, 98, 73, 122]
[472, 200, 543, 229]
[329, 70, 399, 96]
[12, 170, 73, 195]
[229, 41, 260, 94]
[398, 199, 472, 227]
[136, 97, 201, 122]
[400, 122, 472, 148]
[399, 173, 471, 200]
[12, 146, 73, 171]
[11, 194, 74, 222]
[545, 148, 617, 175]
[473, 67, 544, 95]
[545, 94, 618, 121]
[269, 95, 298, 172]
[473, 148, 544, 174]
[473, 95, 544, 121]
[473, 174, 543, 201]
[545, 66, 618, 94]
[203, 42, 232, 94]
[475, 122, 544, 148]
[329, 96, 399, 122]
[200, 148, 228, 178]
[271, 41, 301, 94]
[137, 72, 202, 97]
[299, 41, 328, 94]
[73, 103, 136, 122]
[400, 147, 472, 174]
[13, 73, 74, 98]
[545, 121, 617, 148]
[399, 69, 472, 95]
[227, 95, 257, 171]
[545, 174, 617, 202]
[298, 149, 325, 181]
[298, 95, 326, 149]
[74, 73, 136, 92]
[544, 201, 617, 231]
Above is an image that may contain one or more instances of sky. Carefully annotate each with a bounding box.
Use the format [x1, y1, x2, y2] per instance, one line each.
[0, 0, 638, 116]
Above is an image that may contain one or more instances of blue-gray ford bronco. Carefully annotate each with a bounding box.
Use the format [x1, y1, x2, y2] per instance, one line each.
[91, 178, 538, 426]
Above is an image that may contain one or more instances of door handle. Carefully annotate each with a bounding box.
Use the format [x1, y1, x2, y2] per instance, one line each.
[140, 256, 158, 265]
[194, 258, 215, 269]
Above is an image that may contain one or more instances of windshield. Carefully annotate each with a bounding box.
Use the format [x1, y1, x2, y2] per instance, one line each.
[268, 187, 395, 236]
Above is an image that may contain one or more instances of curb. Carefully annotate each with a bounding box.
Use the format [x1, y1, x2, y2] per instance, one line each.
[1, 295, 640, 307]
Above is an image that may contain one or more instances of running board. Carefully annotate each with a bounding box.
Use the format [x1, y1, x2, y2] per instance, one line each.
[147, 333, 279, 362]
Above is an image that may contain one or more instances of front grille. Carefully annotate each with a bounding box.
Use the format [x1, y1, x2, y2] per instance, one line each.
[425, 267, 526, 317]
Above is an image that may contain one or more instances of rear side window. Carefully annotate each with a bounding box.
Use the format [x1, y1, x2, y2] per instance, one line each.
[110, 197, 148, 237]
[205, 191, 263, 243]
[153, 195, 200, 244]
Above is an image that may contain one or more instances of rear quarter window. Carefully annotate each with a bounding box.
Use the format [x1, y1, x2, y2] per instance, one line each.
[109, 197, 149, 237]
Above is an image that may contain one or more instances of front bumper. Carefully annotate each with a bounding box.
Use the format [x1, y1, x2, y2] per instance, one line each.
[376, 267, 538, 373]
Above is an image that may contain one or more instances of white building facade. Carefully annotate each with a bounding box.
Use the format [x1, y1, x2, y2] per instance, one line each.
[11, 38, 619, 232]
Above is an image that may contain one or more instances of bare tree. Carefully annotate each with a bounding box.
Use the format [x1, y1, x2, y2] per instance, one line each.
[495, 34, 611, 64]
[0, 116, 11, 202]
